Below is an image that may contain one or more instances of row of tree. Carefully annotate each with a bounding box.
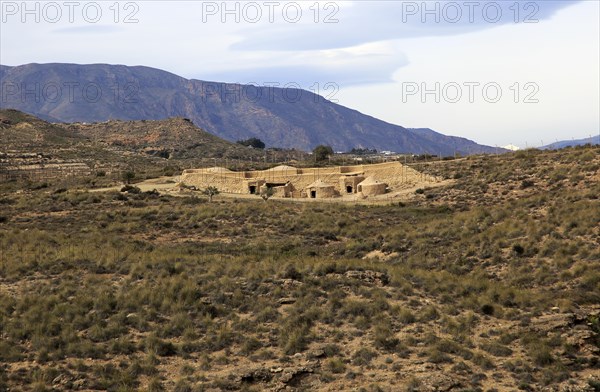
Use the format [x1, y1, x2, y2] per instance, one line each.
[236, 139, 382, 163]
[236, 138, 335, 161]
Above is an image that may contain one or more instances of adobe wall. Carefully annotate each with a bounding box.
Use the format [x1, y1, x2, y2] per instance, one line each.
[180, 161, 440, 197]
[339, 176, 365, 194]
[306, 185, 338, 199]
[359, 183, 387, 197]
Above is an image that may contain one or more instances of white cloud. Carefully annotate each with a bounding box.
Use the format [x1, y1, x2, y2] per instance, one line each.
[198, 42, 409, 88]
[230, 1, 581, 51]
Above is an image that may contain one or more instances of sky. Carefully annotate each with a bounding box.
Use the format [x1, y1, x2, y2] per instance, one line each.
[1, 0, 599, 147]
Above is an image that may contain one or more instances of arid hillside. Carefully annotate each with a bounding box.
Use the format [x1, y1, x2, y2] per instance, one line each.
[0, 109, 297, 188]
[0, 145, 599, 391]
[0, 109, 265, 160]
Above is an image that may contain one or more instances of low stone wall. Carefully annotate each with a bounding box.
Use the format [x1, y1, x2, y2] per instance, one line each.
[0, 162, 91, 181]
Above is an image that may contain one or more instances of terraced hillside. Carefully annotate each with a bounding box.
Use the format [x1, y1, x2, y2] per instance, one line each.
[0, 109, 287, 187]
[61, 117, 266, 160]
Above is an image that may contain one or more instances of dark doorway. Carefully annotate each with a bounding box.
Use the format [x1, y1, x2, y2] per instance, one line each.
[310, 190, 316, 198]
[249, 186, 256, 194]
[346, 185, 353, 193]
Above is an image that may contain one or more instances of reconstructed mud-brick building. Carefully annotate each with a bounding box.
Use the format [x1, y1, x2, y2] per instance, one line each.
[180, 161, 438, 199]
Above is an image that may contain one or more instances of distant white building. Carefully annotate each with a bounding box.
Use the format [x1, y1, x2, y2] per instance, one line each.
[503, 144, 521, 151]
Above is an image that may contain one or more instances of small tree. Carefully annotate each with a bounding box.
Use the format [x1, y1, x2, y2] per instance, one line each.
[237, 137, 266, 149]
[202, 186, 220, 202]
[260, 186, 274, 202]
[313, 145, 334, 162]
[349, 147, 377, 155]
[122, 170, 135, 184]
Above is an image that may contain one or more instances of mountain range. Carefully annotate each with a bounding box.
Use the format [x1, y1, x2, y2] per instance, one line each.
[541, 136, 600, 150]
[0, 63, 503, 155]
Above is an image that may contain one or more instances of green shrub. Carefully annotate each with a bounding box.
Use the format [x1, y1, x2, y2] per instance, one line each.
[480, 304, 495, 316]
[397, 308, 416, 325]
[325, 357, 346, 374]
[352, 348, 378, 366]
[373, 318, 400, 352]
[472, 353, 495, 370]
[144, 335, 177, 357]
[280, 324, 311, 355]
[480, 342, 513, 357]
[530, 345, 554, 367]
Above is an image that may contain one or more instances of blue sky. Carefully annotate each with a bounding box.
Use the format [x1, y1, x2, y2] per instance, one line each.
[1, 0, 598, 147]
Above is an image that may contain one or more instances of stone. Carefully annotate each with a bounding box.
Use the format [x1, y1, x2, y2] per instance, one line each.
[308, 349, 325, 358]
[420, 373, 461, 391]
[344, 270, 390, 286]
[52, 374, 71, 386]
[531, 313, 575, 333]
[236, 367, 273, 384]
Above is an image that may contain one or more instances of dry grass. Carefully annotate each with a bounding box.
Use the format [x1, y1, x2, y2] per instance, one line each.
[0, 145, 599, 391]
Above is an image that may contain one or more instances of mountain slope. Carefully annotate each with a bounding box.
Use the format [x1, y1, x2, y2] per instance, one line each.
[1, 63, 499, 155]
[0, 109, 264, 159]
[542, 136, 600, 150]
[407, 128, 505, 155]
[0, 108, 85, 149]
[61, 117, 266, 159]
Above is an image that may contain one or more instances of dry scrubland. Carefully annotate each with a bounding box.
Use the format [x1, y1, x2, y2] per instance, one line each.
[0, 147, 599, 391]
